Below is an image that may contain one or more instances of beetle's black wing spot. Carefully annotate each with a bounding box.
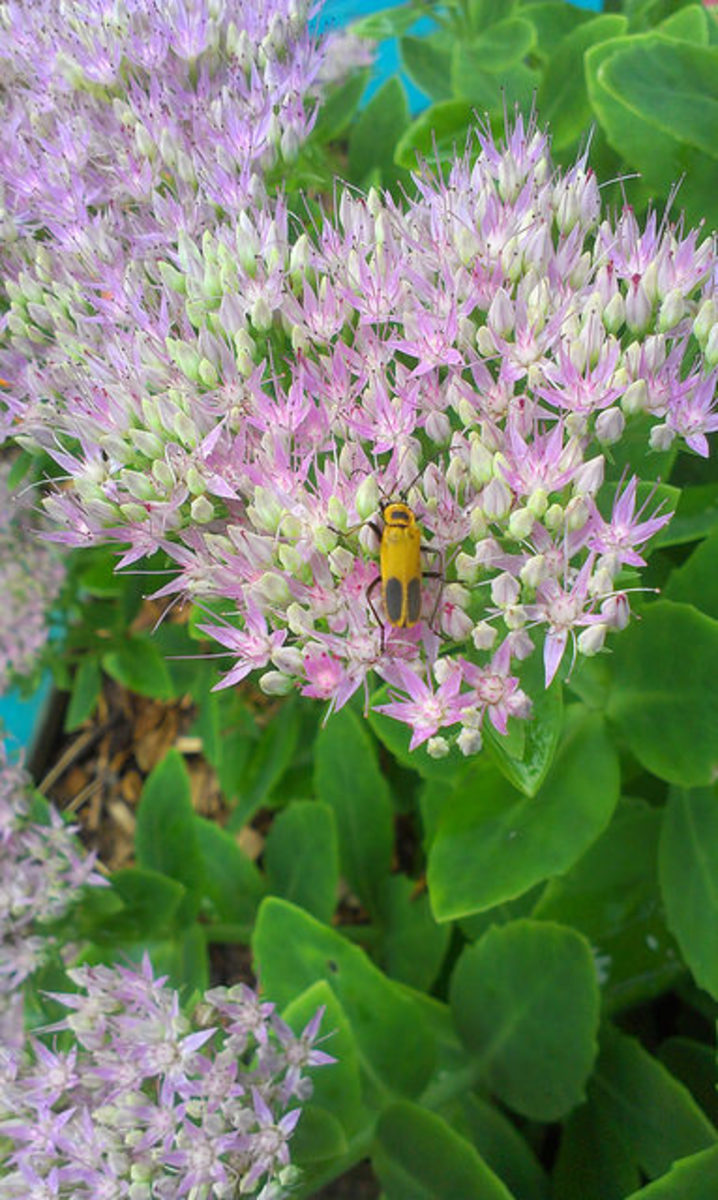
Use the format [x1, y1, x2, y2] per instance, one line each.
[407, 577, 421, 624]
[385, 576, 405, 625]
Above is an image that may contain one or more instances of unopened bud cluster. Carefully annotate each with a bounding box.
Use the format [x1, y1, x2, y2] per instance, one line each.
[0, 953, 332, 1199]
[0, 0, 716, 754]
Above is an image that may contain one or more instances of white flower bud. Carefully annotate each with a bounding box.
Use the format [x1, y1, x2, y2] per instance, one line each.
[313, 524, 339, 554]
[122, 470, 156, 502]
[427, 736, 450, 759]
[441, 600, 475, 648]
[287, 603, 313, 635]
[190, 495, 215, 523]
[327, 496, 348, 531]
[573, 455, 604, 497]
[693, 298, 718, 346]
[520, 554, 547, 589]
[601, 592, 630, 629]
[491, 572, 520, 608]
[507, 506, 535, 540]
[565, 495, 589, 531]
[457, 727, 483, 756]
[328, 546, 354, 576]
[603, 291, 625, 334]
[658, 289, 684, 333]
[250, 486, 284, 532]
[544, 503, 564, 532]
[649, 423, 675, 452]
[425, 410, 451, 445]
[259, 671, 295, 696]
[455, 551, 479, 584]
[481, 477, 512, 521]
[595, 407, 625, 444]
[501, 236, 523, 282]
[272, 647, 303, 674]
[504, 604, 527, 630]
[625, 281, 652, 333]
[457, 397, 478, 428]
[278, 543, 303, 574]
[198, 357, 219, 388]
[470, 506, 488, 539]
[472, 621, 497, 650]
[705, 323, 718, 368]
[621, 378, 648, 416]
[487, 288, 514, 338]
[254, 572, 291, 606]
[589, 565, 615, 598]
[577, 623, 607, 657]
[469, 434, 494, 486]
[355, 475, 380, 520]
[476, 325, 498, 357]
[641, 260, 659, 304]
[250, 295, 273, 331]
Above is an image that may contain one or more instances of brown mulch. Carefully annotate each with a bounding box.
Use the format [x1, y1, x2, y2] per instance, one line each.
[34, 605, 382, 1199]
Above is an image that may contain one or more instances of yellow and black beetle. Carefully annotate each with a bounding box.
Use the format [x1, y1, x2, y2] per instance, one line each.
[364, 499, 442, 648]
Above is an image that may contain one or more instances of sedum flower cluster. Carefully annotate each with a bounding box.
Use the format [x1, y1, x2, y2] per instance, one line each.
[0, 743, 105, 1047]
[0, 459, 66, 693]
[0, 954, 332, 1199]
[1, 4, 717, 753]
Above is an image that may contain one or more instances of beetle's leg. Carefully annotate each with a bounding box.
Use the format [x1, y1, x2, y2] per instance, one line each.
[422, 544, 446, 637]
[366, 575, 385, 652]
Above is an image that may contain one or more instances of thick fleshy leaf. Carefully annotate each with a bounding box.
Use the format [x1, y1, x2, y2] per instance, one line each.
[553, 1095, 640, 1200]
[135, 749, 205, 926]
[592, 1030, 717, 1178]
[537, 15, 627, 151]
[102, 868, 186, 941]
[665, 525, 718, 619]
[585, 36, 718, 228]
[450, 920, 600, 1121]
[428, 708, 619, 921]
[101, 635, 173, 700]
[400, 33, 453, 102]
[606, 601, 718, 786]
[65, 655, 102, 730]
[194, 815, 266, 928]
[226, 695, 302, 829]
[453, 1093, 549, 1200]
[282, 980, 367, 1140]
[351, 4, 427, 39]
[395, 99, 476, 169]
[658, 1039, 718, 1128]
[524, 1, 594, 62]
[264, 801, 338, 924]
[658, 5, 710, 44]
[378, 875, 451, 991]
[534, 797, 680, 1012]
[659, 786, 718, 999]
[654, 483, 718, 547]
[348, 76, 410, 189]
[623, 1147, 718, 1199]
[311, 70, 370, 143]
[315, 707, 393, 917]
[454, 18, 535, 75]
[373, 1101, 515, 1200]
[253, 898, 436, 1101]
[450, 52, 539, 112]
[485, 659, 563, 796]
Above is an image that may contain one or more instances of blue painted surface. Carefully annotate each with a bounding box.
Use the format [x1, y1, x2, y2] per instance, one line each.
[316, 0, 604, 110]
[0, 675, 52, 757]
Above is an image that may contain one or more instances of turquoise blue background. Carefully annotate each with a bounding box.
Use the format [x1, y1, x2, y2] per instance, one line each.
[315, 0, 604, 110]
